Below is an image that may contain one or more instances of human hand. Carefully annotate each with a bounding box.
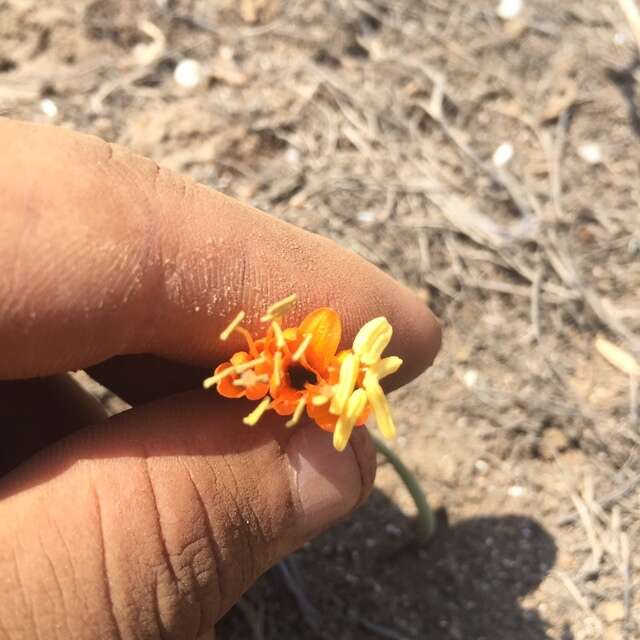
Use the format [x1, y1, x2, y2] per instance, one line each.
[0, 118, 441, 639]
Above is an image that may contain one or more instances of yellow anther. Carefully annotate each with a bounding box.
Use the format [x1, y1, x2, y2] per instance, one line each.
[353, 317, 393, 365]
[333, 388, 367, 451]
[330, 353, 360, 415]
[367, 356, 403, 380]
[260, 294, 297, 322]
[311, 394, 329, 406]
[271, 321, 286, 349]
[363, 371, 396, 440]
[202, 366, 236, 389]
[233, 356, 265, 375]
[292, 333, 312, 362]
[220, 311, 246, 341]
[273, 351, 282, 388]
[286, 397, 307, 428]
[243, 396, 272, 426]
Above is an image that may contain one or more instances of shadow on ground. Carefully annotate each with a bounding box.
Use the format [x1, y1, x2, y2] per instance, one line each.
[219, 489, 557, 639]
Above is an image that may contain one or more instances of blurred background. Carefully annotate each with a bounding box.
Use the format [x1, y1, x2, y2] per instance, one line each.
[2, 1, 639, 638]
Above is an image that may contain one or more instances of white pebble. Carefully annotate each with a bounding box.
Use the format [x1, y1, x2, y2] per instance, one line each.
[174, 59, 202, 88]
[474, 459, 489, 473]
[578, 143, 602, 165]
[285, 147, 301, 164]
[614, 32, 627, 46]
[39, 98, 58, 118]
[463, 369, 479, 388]
[357, 210, 377, 223]
[492, 142, 514, 167]
[497, 0, 523, 20]
[508, 485, 526, 497]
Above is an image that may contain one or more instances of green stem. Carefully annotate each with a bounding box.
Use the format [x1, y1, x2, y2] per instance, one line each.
[372, 435, 436, 543]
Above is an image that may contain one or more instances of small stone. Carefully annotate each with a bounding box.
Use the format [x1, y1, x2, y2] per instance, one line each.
[463, 369, 479, 388]
[39, 98, 58, 118]
[356, 210, 376, 223]
[492, 142, 514, 167]
[578, 143, 602, 165]
[614, 32, 626, 46]
[474, 459, 489, 474]
[174, 59, 202, 88]
[285, 147, 301, 164]
[497, 0, 523, 20]
[508, 485, 526, 497]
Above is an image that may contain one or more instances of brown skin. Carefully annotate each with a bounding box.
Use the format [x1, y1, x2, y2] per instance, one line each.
[0, 119, 441, 639]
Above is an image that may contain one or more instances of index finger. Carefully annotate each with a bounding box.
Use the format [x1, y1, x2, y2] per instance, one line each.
[0, 118, 440, 385]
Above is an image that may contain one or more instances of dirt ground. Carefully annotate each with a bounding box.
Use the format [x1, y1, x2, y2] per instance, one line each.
[2, 1, 640, 638]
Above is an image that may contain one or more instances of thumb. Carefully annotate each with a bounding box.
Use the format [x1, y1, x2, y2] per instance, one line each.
[0, 392, 375, 639]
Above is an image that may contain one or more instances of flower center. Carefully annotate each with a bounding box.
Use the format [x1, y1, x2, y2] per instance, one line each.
[288, 363, 317, 390]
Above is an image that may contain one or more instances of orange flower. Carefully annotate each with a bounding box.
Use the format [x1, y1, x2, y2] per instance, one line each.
[203, 294, 402, 451]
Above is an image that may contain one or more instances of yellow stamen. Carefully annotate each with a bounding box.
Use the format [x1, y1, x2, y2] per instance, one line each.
[311, 394, 329, 406]
[363, 371, 396, 440]
[271, 321, 286, 349]
[353, 317, 393, 365]
[333, 388, 368, 451]
[367, 356, 403, 380]
[260, 294, 297, 322]
[220, 311, 246, 341]
[203, 366, 236, 389]
[243, 397, 272, 426]
[273, 351, 282, 388]
[330, 353, 360, 415]
[233, 356, 265, 374]
[292, 333, 312, 362]
[286, 396, 307, 428]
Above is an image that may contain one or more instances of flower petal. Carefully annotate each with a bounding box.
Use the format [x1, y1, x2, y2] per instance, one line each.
[298, 307, 341, 373]
[307, 399, 339, 432]
[214, 362, 245, 398]
[272, 387, 303, 415]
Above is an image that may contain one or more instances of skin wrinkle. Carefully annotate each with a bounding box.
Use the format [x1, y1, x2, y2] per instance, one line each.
[215, 453, 254, 591]
[46, 512, 84, 639]
[102, 144, 167, 356]
[181, 467, 223, 631]
[249, 450, 294, 564]
[141, 461, 221, 637]
[151, 577, 171, 640]
[0, 613, 8, 639]
[137, 456, 204, 640]
[37, 533, 71, 640]
[140, 458, 182, 595]
[200, 456, 237, 615]
[91, 485, 126, 640]
[8, 546, 38, 640]
[141, 452, 226, 639]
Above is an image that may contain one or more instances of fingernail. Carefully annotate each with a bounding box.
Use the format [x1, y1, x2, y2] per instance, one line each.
[286, 424, 373, 537]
